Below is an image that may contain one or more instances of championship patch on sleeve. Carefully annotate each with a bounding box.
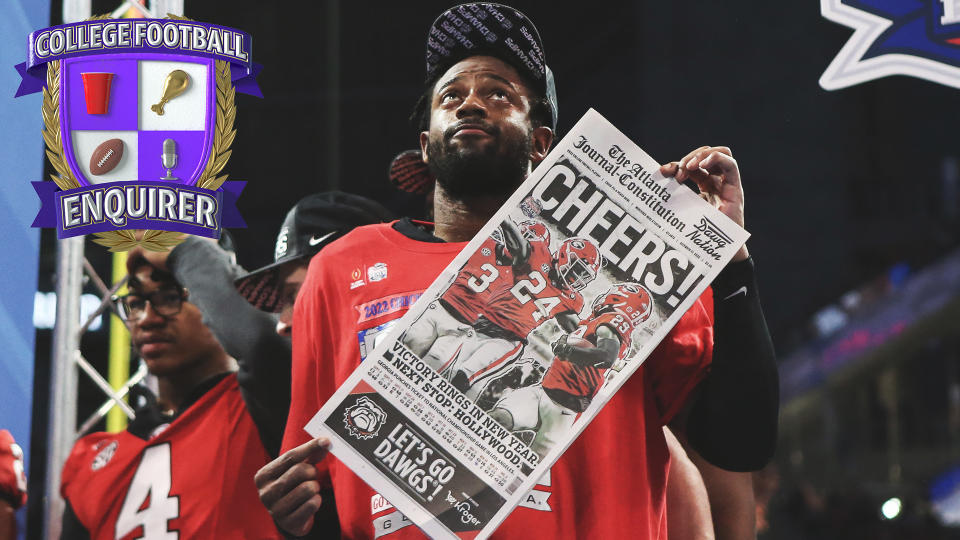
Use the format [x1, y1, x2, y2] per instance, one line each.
[355, 291, 424, 324]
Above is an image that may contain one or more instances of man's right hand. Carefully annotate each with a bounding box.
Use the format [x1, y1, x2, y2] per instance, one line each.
[255, 438, 331, 536]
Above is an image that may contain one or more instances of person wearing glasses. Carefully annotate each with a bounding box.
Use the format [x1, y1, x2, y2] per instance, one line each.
[58, 193, 391, 539]
[58, 251, 285, 539]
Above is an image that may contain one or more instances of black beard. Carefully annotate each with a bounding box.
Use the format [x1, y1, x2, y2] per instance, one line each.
[426, 123, 532, 200]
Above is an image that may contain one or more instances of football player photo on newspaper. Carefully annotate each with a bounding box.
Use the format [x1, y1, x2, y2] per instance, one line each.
[399, 156, 690, 459]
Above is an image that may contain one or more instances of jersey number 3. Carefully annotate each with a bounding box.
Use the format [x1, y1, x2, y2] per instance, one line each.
[115, 443, 180, 540]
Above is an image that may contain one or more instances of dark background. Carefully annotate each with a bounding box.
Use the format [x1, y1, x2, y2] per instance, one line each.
[30, 0, 960, 537]
[171, 0, 960, 354]
[37, 0, 960, 361]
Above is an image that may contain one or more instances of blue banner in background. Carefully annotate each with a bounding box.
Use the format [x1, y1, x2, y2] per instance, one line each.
[1, 1, 49, 538]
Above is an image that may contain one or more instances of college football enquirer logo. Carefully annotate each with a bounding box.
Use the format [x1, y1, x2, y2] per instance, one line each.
[343, 397, 388, 440]
[821, 0, 960, 90]
[15, 14, 261, 251]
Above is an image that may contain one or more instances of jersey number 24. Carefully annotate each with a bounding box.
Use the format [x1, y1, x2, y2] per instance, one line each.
[467, 265, 561, 321]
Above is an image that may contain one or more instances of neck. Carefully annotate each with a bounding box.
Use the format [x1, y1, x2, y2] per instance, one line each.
[432, 183, 509, 242]
[157, 354, 236, 413]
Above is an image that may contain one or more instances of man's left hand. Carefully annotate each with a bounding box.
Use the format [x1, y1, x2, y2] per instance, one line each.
[660, 146, 748, 262]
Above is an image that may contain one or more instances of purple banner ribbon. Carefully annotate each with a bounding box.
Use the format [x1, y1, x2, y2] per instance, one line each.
[15, 19, 261, 97]
[32, 180, 246, 239]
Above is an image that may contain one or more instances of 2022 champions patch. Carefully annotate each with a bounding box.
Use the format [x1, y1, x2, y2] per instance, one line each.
[821, 0, 960, 89]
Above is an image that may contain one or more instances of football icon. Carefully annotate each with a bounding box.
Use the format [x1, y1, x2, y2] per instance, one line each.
[89, 138, 124, 175]
[565, 335, 594, 349]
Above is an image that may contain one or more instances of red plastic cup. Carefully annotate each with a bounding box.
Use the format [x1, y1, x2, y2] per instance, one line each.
[81, 72, 114, 115]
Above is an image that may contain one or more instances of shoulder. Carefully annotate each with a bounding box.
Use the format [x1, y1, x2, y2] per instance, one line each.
[569, 291, 585, 313]
[205, 372, 242, 400]
[588, 311, 618, 331]
[587, 312, 629, 343]
[529, 236, 552, 255]
[304, 223, 396, 282]
[321, 223, 396, 258]
[61, 432, 123, 491]
[528, 241, 554, 271]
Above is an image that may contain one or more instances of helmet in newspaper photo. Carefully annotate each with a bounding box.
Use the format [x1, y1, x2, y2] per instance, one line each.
[592, 282, 654, 330]
[519, 219, 551, 245]
[554, 237, 603, 291]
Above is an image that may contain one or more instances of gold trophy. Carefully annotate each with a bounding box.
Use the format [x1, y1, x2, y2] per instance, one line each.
[150, 70, 190, 115]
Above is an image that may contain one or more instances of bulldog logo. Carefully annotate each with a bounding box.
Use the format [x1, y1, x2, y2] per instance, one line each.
[343, 396, 387, 440]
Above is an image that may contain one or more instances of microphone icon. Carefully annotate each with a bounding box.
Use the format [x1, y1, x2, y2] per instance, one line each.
[161, 138, 178, 181]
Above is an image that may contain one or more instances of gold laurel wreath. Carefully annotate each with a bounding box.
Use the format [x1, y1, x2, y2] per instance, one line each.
[42, 14, 237, 252]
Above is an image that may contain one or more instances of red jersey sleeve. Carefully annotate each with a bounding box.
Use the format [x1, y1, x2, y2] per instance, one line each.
[59, 437, 91, 500]
[0, 430, 27, 509]
[59, 433, 114, 511]
[282, 253, 336, 485]
[644, 288, 715, 425]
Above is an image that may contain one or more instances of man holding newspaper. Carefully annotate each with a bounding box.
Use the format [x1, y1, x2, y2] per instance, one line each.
[257, 3, 777, 539]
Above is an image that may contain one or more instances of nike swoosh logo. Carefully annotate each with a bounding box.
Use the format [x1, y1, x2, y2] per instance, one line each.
[308, 231, 337, 247]
[723, 286, 748, 301]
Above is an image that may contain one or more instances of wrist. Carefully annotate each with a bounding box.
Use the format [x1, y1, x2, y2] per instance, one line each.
[713, 256, 756, 298]
[732, 244, 749, 262]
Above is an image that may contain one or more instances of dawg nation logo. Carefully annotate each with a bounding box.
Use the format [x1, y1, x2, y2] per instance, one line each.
[821, 0, 960, 90]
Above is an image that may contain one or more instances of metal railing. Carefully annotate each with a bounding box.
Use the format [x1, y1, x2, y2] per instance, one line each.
[44, 2, 188, 538]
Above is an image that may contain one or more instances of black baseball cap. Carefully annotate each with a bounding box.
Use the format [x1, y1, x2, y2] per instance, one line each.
[424, 3, 558, 130]
[235, 192, 393, 311]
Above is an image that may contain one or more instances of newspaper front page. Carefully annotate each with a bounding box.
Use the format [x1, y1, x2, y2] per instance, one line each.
[305, 109, 750, 539]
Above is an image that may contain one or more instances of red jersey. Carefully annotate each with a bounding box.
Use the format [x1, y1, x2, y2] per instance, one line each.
[541, 311, 632, 402]
[61, 374, 281, 539]
[485, 239, 584, 338]
[0, 429, 26, 509]
[285, 221, 714, 540]
[441, 237, 516, 323]
[284, 222, 468, 485]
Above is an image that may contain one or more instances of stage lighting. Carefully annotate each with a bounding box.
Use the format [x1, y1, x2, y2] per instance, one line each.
[881, 497, 902, 520]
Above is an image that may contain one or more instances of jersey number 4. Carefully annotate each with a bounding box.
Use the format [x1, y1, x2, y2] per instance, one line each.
[115, 443, 180, 540]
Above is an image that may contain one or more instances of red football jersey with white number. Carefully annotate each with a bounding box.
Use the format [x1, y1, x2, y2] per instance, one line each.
[441, 236, 517, 322]
[542, 311, 633, 401]
[484, 239, 583, 338]
[285, 222, 714, 540]
[61, 375, 281, 540]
